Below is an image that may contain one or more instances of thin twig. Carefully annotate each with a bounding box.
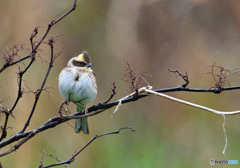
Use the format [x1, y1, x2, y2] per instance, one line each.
[201, 63, 240, 92]
[42, 152, 70, 168]
[144, 87, 240, 115]
[168, 69, 189, 88]
[0, 0, 76, 73]
[20, 38, 54, 133]
[123, 61, 140, 99]
[39, 151, 46, 168]
[0, 49, 36, 142]
[1, 85, 240, 155]
[103, 82, 116, 104]
[38, 127, 135, 168]
[0, 0, 77, 138]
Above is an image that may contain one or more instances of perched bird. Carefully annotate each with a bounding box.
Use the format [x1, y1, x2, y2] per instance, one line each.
[58, 51, 97, 134]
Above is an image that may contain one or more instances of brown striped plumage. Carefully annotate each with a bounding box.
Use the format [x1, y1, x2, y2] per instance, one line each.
[58, 51, 97, 134]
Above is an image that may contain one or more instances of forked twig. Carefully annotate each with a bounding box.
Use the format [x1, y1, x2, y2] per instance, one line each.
[103, 82, 116, 104]
[38, 127, 135, 168]
[1, 84, 240, 157]
[0, 0, 77, 73]
[0, 0, 77, 139]
[201, 63, 240, 92]
[20, 38, 54, 133]
[168, 69, 189, 88]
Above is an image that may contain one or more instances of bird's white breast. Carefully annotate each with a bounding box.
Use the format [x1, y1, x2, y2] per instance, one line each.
[59, 67, 97, 105]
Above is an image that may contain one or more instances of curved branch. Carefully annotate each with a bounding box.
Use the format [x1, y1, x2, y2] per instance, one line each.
[1, 84, 240, 156]
[0, 0, 78, 139]
[145, 87, 240, 115]
[38, 127, 135, 168]
[0, 0, 77, 73]
[0, 0, 77, 152]
[19, 38, 54, 133]
[156, 85, 240, 94]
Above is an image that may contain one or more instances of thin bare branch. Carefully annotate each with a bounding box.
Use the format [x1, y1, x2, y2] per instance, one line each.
[0, 0, 76, 140]
[38, 127, 135, 168]
[168, 69, 189, 88]
[20, 38, 54, 133]
[201, 63, 240, 92]
[0, 0, 76, 73]
[0, 54, 35, 142]
[1, 84, 240, 155]
[103, 82, 116, 104]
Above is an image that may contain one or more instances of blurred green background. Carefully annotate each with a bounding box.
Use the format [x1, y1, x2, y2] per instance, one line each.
[1, 0, 240, 167]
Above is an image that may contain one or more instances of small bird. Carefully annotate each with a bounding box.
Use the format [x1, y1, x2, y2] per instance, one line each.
[58, 51, 97, 134]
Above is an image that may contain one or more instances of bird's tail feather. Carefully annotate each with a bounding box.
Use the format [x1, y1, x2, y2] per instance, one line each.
[75, 105, 89, 134]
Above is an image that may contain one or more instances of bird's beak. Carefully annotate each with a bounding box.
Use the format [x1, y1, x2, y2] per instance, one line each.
[86, 63, 92, 67]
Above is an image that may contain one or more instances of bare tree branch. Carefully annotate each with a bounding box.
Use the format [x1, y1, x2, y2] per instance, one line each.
[0, 0, 78, 140]
[0, 31, 36, 142]
[168, 69, 189, 88]
[201, 62, 240, 92]
[103, 82, 116, 104]
[1, 1, 240, 167]
[0, 0, 77, 73]
[38, 127, 135, 168]
[1, 83, 240, 156]
[19, 37, 55, 133]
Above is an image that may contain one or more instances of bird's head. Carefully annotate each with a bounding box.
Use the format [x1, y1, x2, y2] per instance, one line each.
[68, 51, 92, 70]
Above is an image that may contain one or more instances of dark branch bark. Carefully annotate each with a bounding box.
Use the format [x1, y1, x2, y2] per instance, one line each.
[0, 51, 36, 142]
[0, 0, 78, 139]
[38, 127, 135, 168]
[19, 38, 54, 133]
[1, 84, 240, 152]
[0, 0, 77, 74]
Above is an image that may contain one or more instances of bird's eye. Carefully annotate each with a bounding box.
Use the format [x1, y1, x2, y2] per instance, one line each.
[78, 62, 86, 67]
[72, 60, 86, 67]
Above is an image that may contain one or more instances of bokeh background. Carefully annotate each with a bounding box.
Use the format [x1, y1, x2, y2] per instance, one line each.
[1, 0, 240, 167]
